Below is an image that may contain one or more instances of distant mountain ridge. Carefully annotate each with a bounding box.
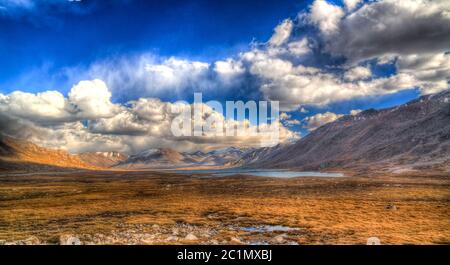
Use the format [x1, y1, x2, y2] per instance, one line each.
[115, 147, 254, 169]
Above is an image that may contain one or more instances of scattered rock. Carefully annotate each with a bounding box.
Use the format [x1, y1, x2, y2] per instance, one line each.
[152, 224, 160, 229]
[60, 235, 82, 245]
[367, 237, 381, 245]
[166, 236, 178, 241]
[386, 203, 398, 210]
[210, 239, 219, 245]
[230, 237, 243, 244]
[141, 239, 154, 244]
[273, 234, 286, 244]
[23, 236, 40, 245]
[184, 233, 198, 241]
[0, 240, 5, 245]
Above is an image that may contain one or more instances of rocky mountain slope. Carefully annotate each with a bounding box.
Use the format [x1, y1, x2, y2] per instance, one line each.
[0, 136, 98, 171]
[78, 152, 128, 168]
[239, 89, 450, 172]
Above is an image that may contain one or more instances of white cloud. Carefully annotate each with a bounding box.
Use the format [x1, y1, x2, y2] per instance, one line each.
[144, 57, 210, 91]
[303, 109, 365, 131]
[0, 79, 298, 153]
[0, 79, 121, 125]
[344, 66, 372, 81]
[279, 112, 291, 120]
[396, 53, 450, 93]
[299, 107, 308, 113]
[343, 0, 362, 11]
[287, 38, 311, 56]
[322, 0, 450, 62]
[131, 98, 171, 122]
[239, 0, 449, 110]
[308, 0, 344, 35]
[248, 56, 294, 80]
[0, 90, 69, 123]
[88, 110, 149, 136]
[350, 109, 362, 116]
[214, 58, 245, 76]
[268, 19, 293, 46]
[283, 119, 301, 126]
[81, 54, 214, 101]
[303, 111, 344, 131]
[68, 79, 118, 119]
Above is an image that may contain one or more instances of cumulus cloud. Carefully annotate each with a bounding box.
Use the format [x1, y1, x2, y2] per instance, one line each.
[343, 0, 362, 11]
[308, 0, 344, 35]
[144, 57, 210, 91]
[350, 109, 362, 116]
[287, 38, 311, 56]
[248, 55, 415, 110]
[321, 0, 450, 62]
[242, 0, 449, 110]
[0, 79, 298, 154]
[268, 19, 293, 46]
[396, 53, 450, 93]
[54, 0, 447, 112]
[68, 79, 118, 119]
[0, 90, 69, 123]
[214, 58, 245, 77]
[0, 79, 119, 124]
[303, 109, 366, 131]
[344, 66, 372, 81]
[303, 111, 344, 131]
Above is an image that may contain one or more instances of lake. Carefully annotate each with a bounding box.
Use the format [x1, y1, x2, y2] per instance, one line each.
[168, 168, 344, 178]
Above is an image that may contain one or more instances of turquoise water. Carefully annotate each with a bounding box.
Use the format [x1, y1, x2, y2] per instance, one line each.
[168, 168, 344, 178]
[240, 225, 300, 232]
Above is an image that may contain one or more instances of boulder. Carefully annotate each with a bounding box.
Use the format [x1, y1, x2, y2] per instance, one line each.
[60, 235, 82, 245]
[273, 234, 286, 244]
[230, 237, 243, 244]
[367, 237, 381, 245]
[23, 236, 40, 245]
[386, 203, 398, 211]
[184, 233, 198, 241]
[166, 235, 178, 241]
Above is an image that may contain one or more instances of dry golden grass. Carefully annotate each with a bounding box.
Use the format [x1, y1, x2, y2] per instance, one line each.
[0, 170, 449, 244]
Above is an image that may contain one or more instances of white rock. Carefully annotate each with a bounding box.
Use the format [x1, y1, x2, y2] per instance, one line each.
[230, 237, 243, 244]
[23, 236, 41, 245]
[60, 235, 82, 245]
[184, 233, 198, 241]
[166, 236, 178, 241]
[367, 237, 381, 245]
[273, 234, 286, 244]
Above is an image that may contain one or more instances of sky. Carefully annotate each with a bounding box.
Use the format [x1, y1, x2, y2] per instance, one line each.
[0, 0, 449, 154]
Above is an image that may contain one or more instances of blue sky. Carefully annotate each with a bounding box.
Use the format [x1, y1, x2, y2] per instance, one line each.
[0, 0, 304, 92]
[0, 0, 448, 153]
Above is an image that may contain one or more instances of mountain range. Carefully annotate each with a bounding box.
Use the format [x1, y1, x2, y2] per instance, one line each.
[1, 89, 449, 173]
[237, 89, 450, 173]
[115, 147, 253, 169]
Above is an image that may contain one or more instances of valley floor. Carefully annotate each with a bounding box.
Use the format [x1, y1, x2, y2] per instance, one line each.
[0, 170, 449, 244]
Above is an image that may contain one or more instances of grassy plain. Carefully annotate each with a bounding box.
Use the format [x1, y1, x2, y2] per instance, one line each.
[0, 170, 449, 244]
